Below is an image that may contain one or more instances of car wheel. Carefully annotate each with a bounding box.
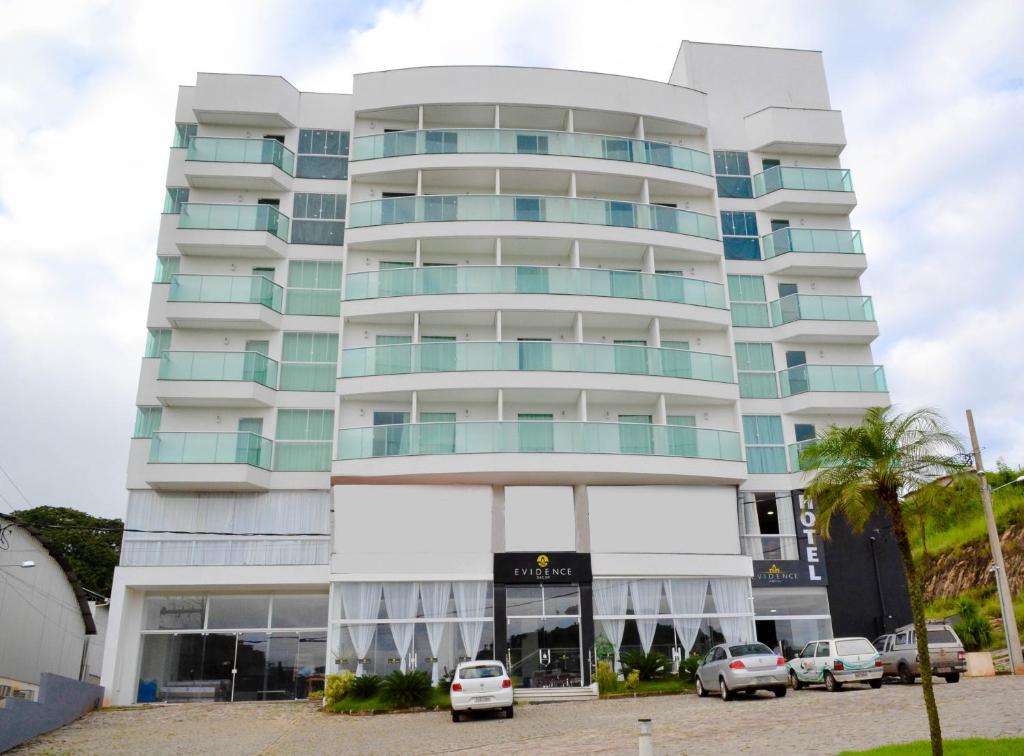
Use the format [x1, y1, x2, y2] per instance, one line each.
[945, 673, 960, 684]
[898, 664, 916, 685]
[505, 705, 514, 719]
[719, 677, 734, 701]
[451, 710, 460, 723]
[790, 671, 804, 691]
[869, 678, 883, 689]
[696, 677, 709, 698]
[773, 685, 787, 698]
[824, 671, 842, 692]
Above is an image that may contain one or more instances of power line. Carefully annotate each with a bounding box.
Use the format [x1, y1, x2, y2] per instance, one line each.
[0, 461, 33, 509]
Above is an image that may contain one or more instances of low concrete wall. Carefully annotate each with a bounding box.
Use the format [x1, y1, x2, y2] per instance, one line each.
[0, 673, 103, 753]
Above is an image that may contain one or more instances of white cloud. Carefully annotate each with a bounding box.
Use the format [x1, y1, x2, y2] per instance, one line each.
[1, 0, 1022, 516]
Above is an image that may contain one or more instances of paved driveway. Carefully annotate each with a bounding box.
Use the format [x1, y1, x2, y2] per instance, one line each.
[15, 676, 1024, 755]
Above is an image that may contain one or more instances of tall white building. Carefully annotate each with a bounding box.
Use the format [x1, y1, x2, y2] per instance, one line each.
[101, 41, 901, 705]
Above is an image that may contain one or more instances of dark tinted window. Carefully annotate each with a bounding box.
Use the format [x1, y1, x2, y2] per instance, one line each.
[460, 665, 503, 679]
[723, 237, 761, 260]
[815, 642, 830, 657]
[729, 643, 774, 657]
[926, 627, 958, 644]
[713, 150, 750, 176]
[715, 176, 753, 199]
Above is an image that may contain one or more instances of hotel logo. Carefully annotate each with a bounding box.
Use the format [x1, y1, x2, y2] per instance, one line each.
[536, 554, 550, 568]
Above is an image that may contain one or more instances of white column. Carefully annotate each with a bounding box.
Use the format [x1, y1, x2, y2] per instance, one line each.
[415, 238, 422, 267]
[648, 317, 661, 347]
[640, 178, 650, 204]
[495, 310, 502, 341]
[569, 172, 577, 198]
[655, 394, 667, 425]
[642, 245, 656, 274]
[495, 168, 501, 195]
[413, 312, 420, 343]
[416, 169, 423, 196]
[574, 312, 584, 343]
[411, 391, 418, 423]
[418, 105, 424, 130]
[565, 109, 574, 132]
[571, 239, 581, 268]
[495, 237, 502, 266]
[577, 390, 588, 421]
[635, 115, 645, 140]
[497, 388, 504, 421]
[493, 104, 500, 129]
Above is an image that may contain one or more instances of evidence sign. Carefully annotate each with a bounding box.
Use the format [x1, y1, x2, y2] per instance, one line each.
[751, 491, 829, 588]
[494, 552, 593, 584]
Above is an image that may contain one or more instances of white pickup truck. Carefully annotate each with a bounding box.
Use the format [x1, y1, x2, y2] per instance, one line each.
[873, 622, 966, 684]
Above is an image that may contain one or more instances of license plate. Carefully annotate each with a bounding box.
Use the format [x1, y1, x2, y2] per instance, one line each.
[937, 667, 952, 673]
[473, 696, 493, 703]
[757, 676, 775, 684]
[854, 672, 869, 678]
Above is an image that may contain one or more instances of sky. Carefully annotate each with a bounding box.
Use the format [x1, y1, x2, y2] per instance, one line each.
[1, 0, 1022, 519]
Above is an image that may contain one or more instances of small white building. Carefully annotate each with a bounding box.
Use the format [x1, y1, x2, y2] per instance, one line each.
[0, 516, 98, 700]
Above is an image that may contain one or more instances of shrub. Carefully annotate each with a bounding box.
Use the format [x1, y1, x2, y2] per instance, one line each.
[349, 674, 382, 700]
[324, 671, 355, 706]
[624, 670, 640, 692]
[678, 653, 701, 682]
[954, 598, 993, 652]
[595, 660, 619, 693]
[380, 670, 433, 709]
[620, 650, 670, 681]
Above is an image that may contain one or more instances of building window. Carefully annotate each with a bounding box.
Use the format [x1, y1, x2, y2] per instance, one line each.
[134, 406, 162, 438]
[728, 275, 770, 328]
[163, 187, 189, 214]
[743, 415, 787, 474]
[296, 129, 349, 179]
[279, 332, 338, 391]
[292, 193, 346, 246]
[713, 150, 752, 198]
[144, 328, 171, 358]
[721, 211, 760, 260]
[154, 256, 180, 284]
[172, 123, 197, 148]
[274, 409, 334, 471]
[285, 260, 343, 316]
[735, 342, 777, 398]
[740, 491, 798, 560]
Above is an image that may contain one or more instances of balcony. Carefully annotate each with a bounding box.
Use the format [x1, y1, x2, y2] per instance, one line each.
[155, 351, 279, 407]
[338, 420, 741, 460]
[341, 341, 732, 379]
[761, 228, 865, 276]
[789, 440, 815, 472]
[165, 274, 283, 330]
[176, 203, 290, 258]
[351, 128, 711, 178]
[347, 195, 719, 250]
[770, 294, 874, 325]
[778, 364, 887, 397]
[743, 107, 847, 157]
[345, 266, 725, 309]
[752, 166, 856, 213]
[146, 431, 273, 490]
[184, 137, 295, 190]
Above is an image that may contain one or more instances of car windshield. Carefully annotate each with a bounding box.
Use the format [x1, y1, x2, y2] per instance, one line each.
[460, 665, 504, 679]
[728, 643, 774, 657]
[835, 639, 875, 656]
[926, 627, 957, 643]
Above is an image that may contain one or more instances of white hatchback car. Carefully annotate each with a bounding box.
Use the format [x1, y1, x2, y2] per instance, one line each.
[788, 637, 883, 692]
[450, 660, 514, 722]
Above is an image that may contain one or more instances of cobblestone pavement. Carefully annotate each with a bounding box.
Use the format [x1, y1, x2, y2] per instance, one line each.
[15, 676, 1024, 755]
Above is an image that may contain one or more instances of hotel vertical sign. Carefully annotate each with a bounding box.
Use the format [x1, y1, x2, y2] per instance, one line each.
[751, 491, 829, 587]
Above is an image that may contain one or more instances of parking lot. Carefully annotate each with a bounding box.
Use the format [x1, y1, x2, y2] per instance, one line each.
[16, 676, 1024, 755]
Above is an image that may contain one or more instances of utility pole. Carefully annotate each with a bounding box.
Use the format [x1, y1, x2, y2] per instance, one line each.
[966, 409, 1022, 674]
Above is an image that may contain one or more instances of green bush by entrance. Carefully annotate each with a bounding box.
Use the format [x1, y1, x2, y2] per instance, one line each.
[380, 670, 433, 709]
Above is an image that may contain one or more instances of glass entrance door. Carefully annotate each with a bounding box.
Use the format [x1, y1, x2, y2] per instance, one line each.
[506, 584, 583, 688]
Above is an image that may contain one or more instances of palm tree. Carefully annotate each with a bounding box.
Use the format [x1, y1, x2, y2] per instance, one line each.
[800, 407, 966, 756]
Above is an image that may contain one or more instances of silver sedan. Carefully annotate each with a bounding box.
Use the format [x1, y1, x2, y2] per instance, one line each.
[696, 642, 789, 701]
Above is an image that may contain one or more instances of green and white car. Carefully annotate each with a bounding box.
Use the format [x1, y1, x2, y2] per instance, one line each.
[787, 637, 883, 692]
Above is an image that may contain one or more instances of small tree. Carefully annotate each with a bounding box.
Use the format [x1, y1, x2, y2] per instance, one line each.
[801, 407, 966, 756]
[953, 598, 992, 652]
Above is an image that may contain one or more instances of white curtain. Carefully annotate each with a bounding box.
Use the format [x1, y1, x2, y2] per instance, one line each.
[418, 582, 451, 684]
[593, 580, 629, 671]
[775, 492, 799, 560]
[629, 580, 663, 654]
[341, 582, 382, 675]
[664, 579, 708, 657]
[453, 581, 488, 661]
[384, 583, 419, 672]
[710, 578, 753, 643]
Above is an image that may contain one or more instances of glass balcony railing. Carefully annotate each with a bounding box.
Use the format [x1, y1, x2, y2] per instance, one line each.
[272, 441, 332, 472]
[762, 228, 863, 258]
[149, 431, 272, 468]
[340, 341, 734, 382]
[779, 364, 887, 396]
[769, 294, 875, 325]
[167, 274, 284, 312]
[158, 351, 280, 389]
[337, 421, 742, 461]
[178, 202, 290, 241]
[351, 128, 712, 175]
[789, 440, 816, 472]
[186, 137, 295, 175]
[753, 166, 853, 197]
[347, 195, 719, 240]
[344, 266, 726, 308]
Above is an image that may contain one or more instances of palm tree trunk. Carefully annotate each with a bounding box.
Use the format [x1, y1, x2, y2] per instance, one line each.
[888, 495, 943, 756]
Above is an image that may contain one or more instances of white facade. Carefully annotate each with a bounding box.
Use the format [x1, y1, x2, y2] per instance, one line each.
[102, 41, 888, 704]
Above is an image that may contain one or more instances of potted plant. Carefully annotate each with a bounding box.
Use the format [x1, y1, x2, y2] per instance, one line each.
[954, 598, 995, 677]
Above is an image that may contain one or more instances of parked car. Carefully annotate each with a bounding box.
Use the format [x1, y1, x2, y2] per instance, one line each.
[873, 622, 966, 684]
[695, 642, 789, 701]
[788, 637, 883, 692]
[450, 660, 514, 722]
